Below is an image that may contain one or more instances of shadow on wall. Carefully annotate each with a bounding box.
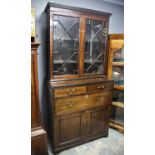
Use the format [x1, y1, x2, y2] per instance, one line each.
[37, 11, 48, 131]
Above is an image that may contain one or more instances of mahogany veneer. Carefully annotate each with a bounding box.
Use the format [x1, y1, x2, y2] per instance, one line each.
[44, 3, 113, 154]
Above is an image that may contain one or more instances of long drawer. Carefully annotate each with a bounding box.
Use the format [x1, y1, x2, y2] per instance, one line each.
[54, 91, 112, 115]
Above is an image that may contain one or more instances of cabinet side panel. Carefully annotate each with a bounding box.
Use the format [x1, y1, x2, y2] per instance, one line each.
[31, 48, 40, 128]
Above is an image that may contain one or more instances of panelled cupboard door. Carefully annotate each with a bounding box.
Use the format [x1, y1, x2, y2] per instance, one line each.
[87, 106, 110, 140]
[53, 111, 86, 149]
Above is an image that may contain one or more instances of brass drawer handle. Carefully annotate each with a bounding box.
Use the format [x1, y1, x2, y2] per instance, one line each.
[97, 85, 105, 89]
[65, 102, 76, 108]
[66, 88, 76, 95]
[96, 96, 104, 102]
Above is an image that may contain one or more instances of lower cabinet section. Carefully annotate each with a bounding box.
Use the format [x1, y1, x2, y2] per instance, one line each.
[31, 129, 48, 155]
[49, 78, 113, 153]
[53, 106, 110, 153]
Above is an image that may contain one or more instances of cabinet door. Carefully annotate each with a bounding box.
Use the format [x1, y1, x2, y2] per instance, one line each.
[53, 112, 86, 150]
[52, 14, 80, 76]
[84, 18, 108, 75]
[87, 106, 110, 140]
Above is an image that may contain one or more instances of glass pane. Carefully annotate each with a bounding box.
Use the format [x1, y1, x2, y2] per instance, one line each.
[111, 106, 124, 125]
[112, 66, 124, 85]
[84, 19, 107, 74]
[53, 15, 80, 75]
[113, 90, 124, 102]
[113, 46, 124, 62]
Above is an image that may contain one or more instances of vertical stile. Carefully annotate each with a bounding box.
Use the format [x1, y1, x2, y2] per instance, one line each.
[79, 17, 86, 76]
[50, 12, 54, 78]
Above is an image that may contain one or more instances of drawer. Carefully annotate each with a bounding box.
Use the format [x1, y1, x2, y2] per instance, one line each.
[54, 86, 86, 98]
[87, 82, 113, 92]
[55, 91, 112, 115]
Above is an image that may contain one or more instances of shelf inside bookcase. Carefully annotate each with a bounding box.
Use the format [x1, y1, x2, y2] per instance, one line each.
[110, 119, 124, 126]
[111, 39, 124, 49]
[54, 60, 78, 64]
[109, 119, 124, 133]
[112, 102, 124, 108]
[114, 85, 124, 90]
[84, 60, 103, 63]
[113, 62, 124, 67]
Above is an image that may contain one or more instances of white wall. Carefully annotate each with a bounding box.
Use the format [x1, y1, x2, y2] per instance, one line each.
[31, 0, 124, 129]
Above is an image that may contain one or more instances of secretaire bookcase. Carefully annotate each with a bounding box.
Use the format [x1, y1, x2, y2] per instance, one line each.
[44, 2, 114, 153]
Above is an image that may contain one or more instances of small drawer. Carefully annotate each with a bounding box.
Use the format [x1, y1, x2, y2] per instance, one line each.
[55, 91, 112, 115]
[87, 82, 113, 92]
[54, 86, 86, 98]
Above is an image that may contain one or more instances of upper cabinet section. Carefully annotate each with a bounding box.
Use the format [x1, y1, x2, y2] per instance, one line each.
[45, 3, 111, 80]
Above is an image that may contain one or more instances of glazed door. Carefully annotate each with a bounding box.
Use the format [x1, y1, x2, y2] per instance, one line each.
[83, 18, 108, 75]
[52, 14, 80, 77]
[87, 106, 110, 140]
[54, 112, 86, 149]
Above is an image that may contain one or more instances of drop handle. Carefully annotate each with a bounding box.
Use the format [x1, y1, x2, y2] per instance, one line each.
[66, 88, 76, 95]
[65, 102, 76, 108]
[96, 96, 104, 102]
[97, 85, 105, 89]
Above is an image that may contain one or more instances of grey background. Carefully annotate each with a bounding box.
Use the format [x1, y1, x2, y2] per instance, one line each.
[31, 0, 124, 128]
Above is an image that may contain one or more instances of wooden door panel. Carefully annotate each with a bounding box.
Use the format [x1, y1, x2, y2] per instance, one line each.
[87, 106, 110, 139]
[59, 116, 80, 143]
[31, 132, 48, 155]
[54, 112, 86, 149]
[31, 53, 40, 127]
[31, 43, 48, 154]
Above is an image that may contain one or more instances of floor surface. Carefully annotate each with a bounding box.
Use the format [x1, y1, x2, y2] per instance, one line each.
[48, 128, 124, 155]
